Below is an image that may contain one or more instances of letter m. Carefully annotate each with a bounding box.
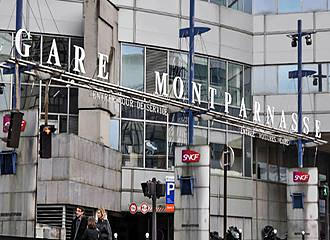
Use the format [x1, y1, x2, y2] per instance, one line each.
[154, 71, 168, 96]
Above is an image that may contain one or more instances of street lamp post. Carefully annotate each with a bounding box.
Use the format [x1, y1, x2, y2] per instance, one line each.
[288, 19, 315, 168]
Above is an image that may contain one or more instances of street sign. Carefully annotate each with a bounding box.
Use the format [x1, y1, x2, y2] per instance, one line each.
[129, 202, 138, 215]
[166, 176, 175, 213]
[140, 202, 149, 214]
[220, 146, 235, 169]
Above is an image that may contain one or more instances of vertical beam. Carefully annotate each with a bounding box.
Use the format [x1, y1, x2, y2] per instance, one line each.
[188, 0, 195, 145]
[297, 19, 303, 168]
[13, 0, 23, 110]
[152, 178, 157, 240]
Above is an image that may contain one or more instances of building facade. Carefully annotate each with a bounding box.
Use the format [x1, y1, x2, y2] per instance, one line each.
[0, 0, 330, 239]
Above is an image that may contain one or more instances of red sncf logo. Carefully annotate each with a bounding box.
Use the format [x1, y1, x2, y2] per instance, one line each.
[293, 171, 310, 182]
[182, 150, 200, 163]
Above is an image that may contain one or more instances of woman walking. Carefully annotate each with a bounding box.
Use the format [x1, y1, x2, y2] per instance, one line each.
[82, 217, 100, 240]
[96, 208, 112, 240]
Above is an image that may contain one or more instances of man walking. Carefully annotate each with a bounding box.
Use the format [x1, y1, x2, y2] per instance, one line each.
[71, 207, 88, 240]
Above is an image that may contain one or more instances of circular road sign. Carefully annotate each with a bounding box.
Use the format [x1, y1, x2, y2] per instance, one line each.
[129, 202, 138, 215]
[140, 202, 149, 214]
[220, 145, 235, 169]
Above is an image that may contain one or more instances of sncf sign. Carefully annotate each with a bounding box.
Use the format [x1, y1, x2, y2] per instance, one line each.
[293, 171, 310, 183]
[182, 150, 200, 163]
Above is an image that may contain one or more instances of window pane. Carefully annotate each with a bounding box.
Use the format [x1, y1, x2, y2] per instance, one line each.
[228, 0, 243, 11]
[228, 133, 242, 175]
[42, 36, 69, 70]
[302, 64, 321, 93]
[169, 51, 188, 99]
[253, 0, 277, 14]
[210, 130, 225, 169]
[121, 120, 144, 167]
[210, 59, 226, 105]
[168, 125, 187, 170]
[210, 0, 226, 6]
[70, 37, 84, 72]
[302, 0, 326, 12]
[269, 143, 279, 182]
[69, 87, 78, 114]
[252, 66, 278, 95]
[278, 65, 297, 94]
[109, 119, 119, 150]
[0, 81, 11, 110]
[279, 0, 301, 13]
[194, 56, 208, 102]
[69, 116, 78, 135]
[145, 123, 167, 169]
[146, 48, 167, 122]
[228, 63, 243, 106]
[21, 82, 40, 110]
[121, 45, 144, 91]
[0, 32, 12, 63]
[244, 136, 252, 177]
[194, 127, 208, 145]
[255, 140, 268, 180]
[244, 66, 252, 109]
[244, 0, 252, 13]
[41, 86, 68, 114]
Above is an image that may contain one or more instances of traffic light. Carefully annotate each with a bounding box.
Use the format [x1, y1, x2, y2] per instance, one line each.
[7, 111, 24, 148]
[156, 181, 165, 199]
[40, 125, 55, 158]
[141, 181, 152, 198]
[319, 184, 329, 199]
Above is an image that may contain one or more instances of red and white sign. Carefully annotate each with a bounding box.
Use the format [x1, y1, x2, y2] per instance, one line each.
[3, 114, 27, 133]
[293, 171, 310, 183]
[140, 202, 149, 214]
[129, 202, 138, 215]
[182, 149, 200, 163]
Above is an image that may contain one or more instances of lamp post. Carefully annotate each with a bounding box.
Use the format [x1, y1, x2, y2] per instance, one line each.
[288, 20, 315, 168]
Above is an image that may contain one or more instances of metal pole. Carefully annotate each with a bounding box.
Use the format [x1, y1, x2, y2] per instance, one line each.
[297, 19, 303, 168]
[223, 144, 228, 240]
[13, 0, 23, 110]
[188, 0, 195, 145]
[152, 178, 157, 240]
[318, 64, 323, 92]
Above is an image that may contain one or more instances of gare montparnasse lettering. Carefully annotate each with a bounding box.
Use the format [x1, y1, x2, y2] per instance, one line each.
[14, 28, 322, 140]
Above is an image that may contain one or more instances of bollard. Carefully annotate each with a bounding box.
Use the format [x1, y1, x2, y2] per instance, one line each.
[114, 232, 118, 240]
[145, 232, 150, 240]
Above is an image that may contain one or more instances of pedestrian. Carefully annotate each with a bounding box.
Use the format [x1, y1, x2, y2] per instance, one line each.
[82, 217, 100, 240]
[96, 208, 112, 240]
[71, 206, 88, 240]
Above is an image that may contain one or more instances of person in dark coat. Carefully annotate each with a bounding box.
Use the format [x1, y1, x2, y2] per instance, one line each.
[96, 208, 112, 240]
[82, 217, 100, 240]
[71, 207, 88, 240]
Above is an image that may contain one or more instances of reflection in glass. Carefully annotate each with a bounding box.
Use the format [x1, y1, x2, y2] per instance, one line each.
[278, 0, 301, 13]
[169, 52, 188, 99]
[228, 63, 243, 106]
[210, 130, 225, 169]
[145, 123, 167, 169]
[244, 66, 252, 109]
[243, 0, 252, 13]
[0, 32, 12, 63]
[109, 119, 119, 150]
[210, 59, 226, 104]
[41, 86, 68, 114]
[0, 81, 11, 110]
[146, 48, 167, 94]
[194, 56, 208, 102]
[21, 82, 40, 110]
[255, 140, 267, 180]
[269, 144, 279, 181]
[228, 133, 242, 175]
[122, 45, 144, 91]
[194, 127, 208, 145]
[121, 120, 144, 167]
[278, 65, 297, 94]
[228, 0, 243, 11]
[168, 125, 187, 169]
[244, 136, 252, 177]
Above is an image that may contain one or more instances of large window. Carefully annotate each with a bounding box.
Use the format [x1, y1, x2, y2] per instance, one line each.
[120, 43, 253, 171]
[278, 0, 301, 13]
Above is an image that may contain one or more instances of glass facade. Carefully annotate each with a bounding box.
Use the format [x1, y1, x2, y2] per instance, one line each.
[120, 44, 253, 176]
[208, 0, 253, 14]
